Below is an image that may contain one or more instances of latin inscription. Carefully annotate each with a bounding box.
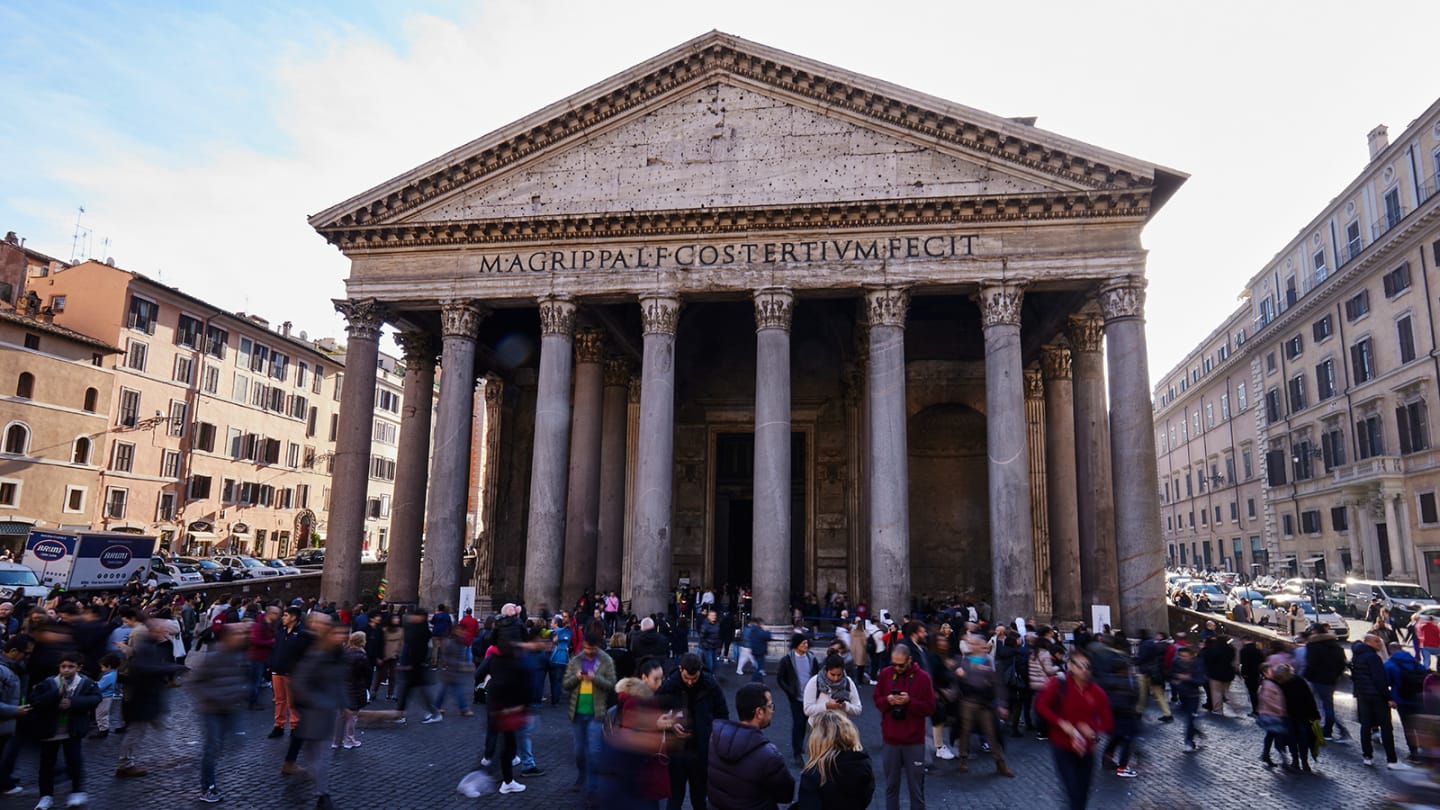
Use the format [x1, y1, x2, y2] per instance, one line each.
[473, 234, 978, 274]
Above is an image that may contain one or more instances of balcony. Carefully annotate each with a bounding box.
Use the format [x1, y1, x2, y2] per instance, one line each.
[1330, 455, 1403, 485]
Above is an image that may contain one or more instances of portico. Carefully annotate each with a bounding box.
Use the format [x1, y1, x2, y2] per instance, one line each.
[310, 31, 1183, 633]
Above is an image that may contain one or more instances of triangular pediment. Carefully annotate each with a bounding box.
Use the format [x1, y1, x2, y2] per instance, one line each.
[397, 81, 1068, 223]
[310, 31, 1185, 242]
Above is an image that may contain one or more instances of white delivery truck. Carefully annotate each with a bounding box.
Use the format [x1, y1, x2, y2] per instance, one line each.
[21, 529, 157, 592]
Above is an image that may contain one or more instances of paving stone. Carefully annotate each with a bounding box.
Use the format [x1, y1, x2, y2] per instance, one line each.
[0, 652, 1424, 809]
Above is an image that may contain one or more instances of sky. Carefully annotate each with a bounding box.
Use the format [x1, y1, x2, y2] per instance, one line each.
[2, 0, 1437, 386]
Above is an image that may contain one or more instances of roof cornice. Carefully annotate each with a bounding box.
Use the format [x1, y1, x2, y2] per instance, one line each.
[309, 31, 1185, 239]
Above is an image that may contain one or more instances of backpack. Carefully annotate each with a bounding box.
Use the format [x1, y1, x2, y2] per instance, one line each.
[1399, 659, 1427, 701]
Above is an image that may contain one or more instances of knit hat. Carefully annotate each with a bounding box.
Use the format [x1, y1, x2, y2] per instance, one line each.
[790, 633, 809, 650]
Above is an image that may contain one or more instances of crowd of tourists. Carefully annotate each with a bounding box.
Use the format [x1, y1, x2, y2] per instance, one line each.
[5, 579, 1440, 810]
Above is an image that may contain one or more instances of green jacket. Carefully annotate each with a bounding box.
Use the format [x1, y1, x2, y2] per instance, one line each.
[562, 650, 616, 722]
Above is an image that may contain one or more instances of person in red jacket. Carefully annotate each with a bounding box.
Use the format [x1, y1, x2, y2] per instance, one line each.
[247, 606, 279, 710]
[872, 645, 936, 810]
[1035, 648, 1114, 810]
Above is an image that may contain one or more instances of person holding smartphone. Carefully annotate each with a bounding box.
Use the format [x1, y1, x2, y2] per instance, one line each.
[872, 645, 935, 810]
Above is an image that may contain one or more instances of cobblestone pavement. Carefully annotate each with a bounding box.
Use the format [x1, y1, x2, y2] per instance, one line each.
[0, 653, 1429, 810]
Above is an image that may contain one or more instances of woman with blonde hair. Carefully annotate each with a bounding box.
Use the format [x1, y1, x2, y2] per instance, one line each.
[797, 711, 874, 810]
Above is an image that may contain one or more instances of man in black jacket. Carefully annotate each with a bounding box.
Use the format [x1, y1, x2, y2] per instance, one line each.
[777, 634, 818, 765]
[1352, 634, 1400, 767]
[656, 653, 729, 810]
[708, 683, 794, 810]
[631, 618, 671, 672]
[1304, 627, 1351, 742]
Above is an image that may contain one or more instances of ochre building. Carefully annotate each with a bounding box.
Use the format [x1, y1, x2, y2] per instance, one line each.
[311, 32, 1183, 633]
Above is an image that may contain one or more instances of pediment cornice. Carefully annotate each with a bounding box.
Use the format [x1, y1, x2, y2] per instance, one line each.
[323, 190, 1149, 252]
[310, 31, 1183, 242]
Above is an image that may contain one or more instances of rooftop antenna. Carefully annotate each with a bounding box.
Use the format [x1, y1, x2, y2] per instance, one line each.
[69, 206, 92, 263]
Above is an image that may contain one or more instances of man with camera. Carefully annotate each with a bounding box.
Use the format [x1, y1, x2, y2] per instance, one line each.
[872, 645, 936, 810]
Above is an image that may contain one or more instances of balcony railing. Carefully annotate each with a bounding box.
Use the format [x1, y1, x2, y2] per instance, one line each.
[1330, 455, 1404, 484]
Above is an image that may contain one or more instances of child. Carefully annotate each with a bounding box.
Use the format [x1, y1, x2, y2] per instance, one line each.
[29, 652, 102, 808]
[92, 655, 121, 739]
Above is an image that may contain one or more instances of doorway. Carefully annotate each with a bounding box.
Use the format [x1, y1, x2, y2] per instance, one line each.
[711, 431, 807, 599]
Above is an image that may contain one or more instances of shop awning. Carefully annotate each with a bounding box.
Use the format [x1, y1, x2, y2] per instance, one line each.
[187, 532, 221, 543]
[0, 521, 35, 536]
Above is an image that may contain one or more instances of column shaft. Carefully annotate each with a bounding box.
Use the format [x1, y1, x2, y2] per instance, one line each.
[1101, 279, 1167, 633]
[1025, 369, 1052, 619]
[1041, 347, 1083, 621]
[979, 283, 1036, 625]
[561, 329, 606, 607]
[385, 330, 437, 605]
[321, 299, 388, 605]
[522, 296, 577, 614]
[752, 288, 794, 625]
[631, 294, 681, 617]
[419, 300, 486, 610]
[594, 360, 630, 594]
[865, 287, 911, 617]
[1068, 315, 1120, 617]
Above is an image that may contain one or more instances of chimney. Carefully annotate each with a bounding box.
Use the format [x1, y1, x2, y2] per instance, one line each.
[280, 320, 292, 338]
[1368, 124, 1389, 160]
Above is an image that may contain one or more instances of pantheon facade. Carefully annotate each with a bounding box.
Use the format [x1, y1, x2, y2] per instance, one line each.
[309, 32, 1183, 634]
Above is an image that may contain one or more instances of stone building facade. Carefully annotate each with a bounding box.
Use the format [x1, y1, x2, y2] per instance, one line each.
[1155, 97, 1440, 589]
[312, 32, 1181, 632]
[27, 259, 354, 557]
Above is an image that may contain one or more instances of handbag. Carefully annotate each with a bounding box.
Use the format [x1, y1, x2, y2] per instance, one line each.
[1255, 713, 1288, 734]
[493, 705, 528, 733]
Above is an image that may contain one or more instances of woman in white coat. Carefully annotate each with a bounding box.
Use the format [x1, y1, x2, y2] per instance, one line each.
[803, 653, 863, 725]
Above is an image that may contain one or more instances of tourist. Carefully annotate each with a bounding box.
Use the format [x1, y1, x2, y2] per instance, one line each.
[698, 611, 721, 673]
[247, 606, 278, 711]
[738, 617, 771, 682]
[548, 615, 572, 706]
[656, 653, 729, 810]
[1169, 645, 1206, 752]
[186, 623, 249, 803]
[952, 633, 1013, 777]
[1278, 654, 1320, 774]
[488, 603, 532, 795]
[1201, 635, 1239, 716]
[1353, 633, 1402, 768]
[1027, 633, 1060, 739]
[394, 608, 440, 723]
[268, 606, 309, 738]
[708, 682, 795, 810]
[596, 661, 675, 809]
[1385, 641, 1426, 763]
[1302, 625, 1349, 742]
[283, 615, 346, 810]
[778, 634, 819, 764]
[1257, 662, 1293, 769]
[1238, 638, 1264, 718]
[1093, 635, 1140, 778]
[873, 644, 936, 810]
[115, 615, 183, 778]
[335, 631, 370, 749]
[1035, 648, 1114, 810]
[0, 639, 25, 796]
[436, 625, 476, 717]
[803, 653, 863, 726]
[564, 630, 616, 798]
[796, 710, 874, 810]
[28, 652, 100, 809]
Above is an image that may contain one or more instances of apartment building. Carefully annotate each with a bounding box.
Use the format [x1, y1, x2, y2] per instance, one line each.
[1156, 97, 1440, 589]
[25, 258, 349, 558]
[0, 275, 120, 551]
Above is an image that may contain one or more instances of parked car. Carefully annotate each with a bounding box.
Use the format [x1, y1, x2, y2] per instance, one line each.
[292, 548, 326, 567]
[212, 555, 279, 579]
[1183, 581, 1226, 610]
[263, 558, 302, 576]
[175, 556, 226, 583]
[1224, 587, 1267, 620]
[0, 562, 49, 601]
[1254, 594, 1349, 639]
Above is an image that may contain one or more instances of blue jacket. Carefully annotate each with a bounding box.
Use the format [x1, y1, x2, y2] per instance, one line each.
[1350, 641, 1389, 700]
[744, 624, 771, 656]
[1384, 648, 1426, 710]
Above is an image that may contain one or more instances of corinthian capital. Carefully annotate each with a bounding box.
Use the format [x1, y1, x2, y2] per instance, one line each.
[1025, 368, 1045, 401]
[537, 295, 577, 337]
[639, 293, 681, 336]
[865, 286, 910, 329]
[394, 329, 438, 368]
[439, 299, 487, 339]
[1098, 277, 1146, 323]
[753, 287, 794, 333]
[1065, 315, 1105, 353]
[1039, 345, 1072, 380]
[333, 298, 390, 341]
[974, 282, 1025, 328]
[603, 356, 631, 387]
[574, 328, 605, 363]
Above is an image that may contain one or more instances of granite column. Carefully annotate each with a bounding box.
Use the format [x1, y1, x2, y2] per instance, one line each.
[1068, 313, 1120, 619]
[321, 298, 388, 606]
[631, 293, 681, 617]
[522, 295, 577, 614]
[1040, 345, 1083, 621]
[752, 288, 794, 627]
[418, 299, 486, 610]
[1100, 278, 1167, 633]
[561, 328, 606, 607]
[978, 283, 1036, 625]
[865, 286, 911, 617]
[385, 329, 437, 606]
[594, 358, 630, 594]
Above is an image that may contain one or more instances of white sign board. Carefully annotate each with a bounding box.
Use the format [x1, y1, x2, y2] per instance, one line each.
[459, 586, 477, 616]
[1015, 617, 1028, 638]
[1091, 605, 1112, 633]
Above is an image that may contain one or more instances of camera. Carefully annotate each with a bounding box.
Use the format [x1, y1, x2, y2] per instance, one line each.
[889, 690, 908, 721]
